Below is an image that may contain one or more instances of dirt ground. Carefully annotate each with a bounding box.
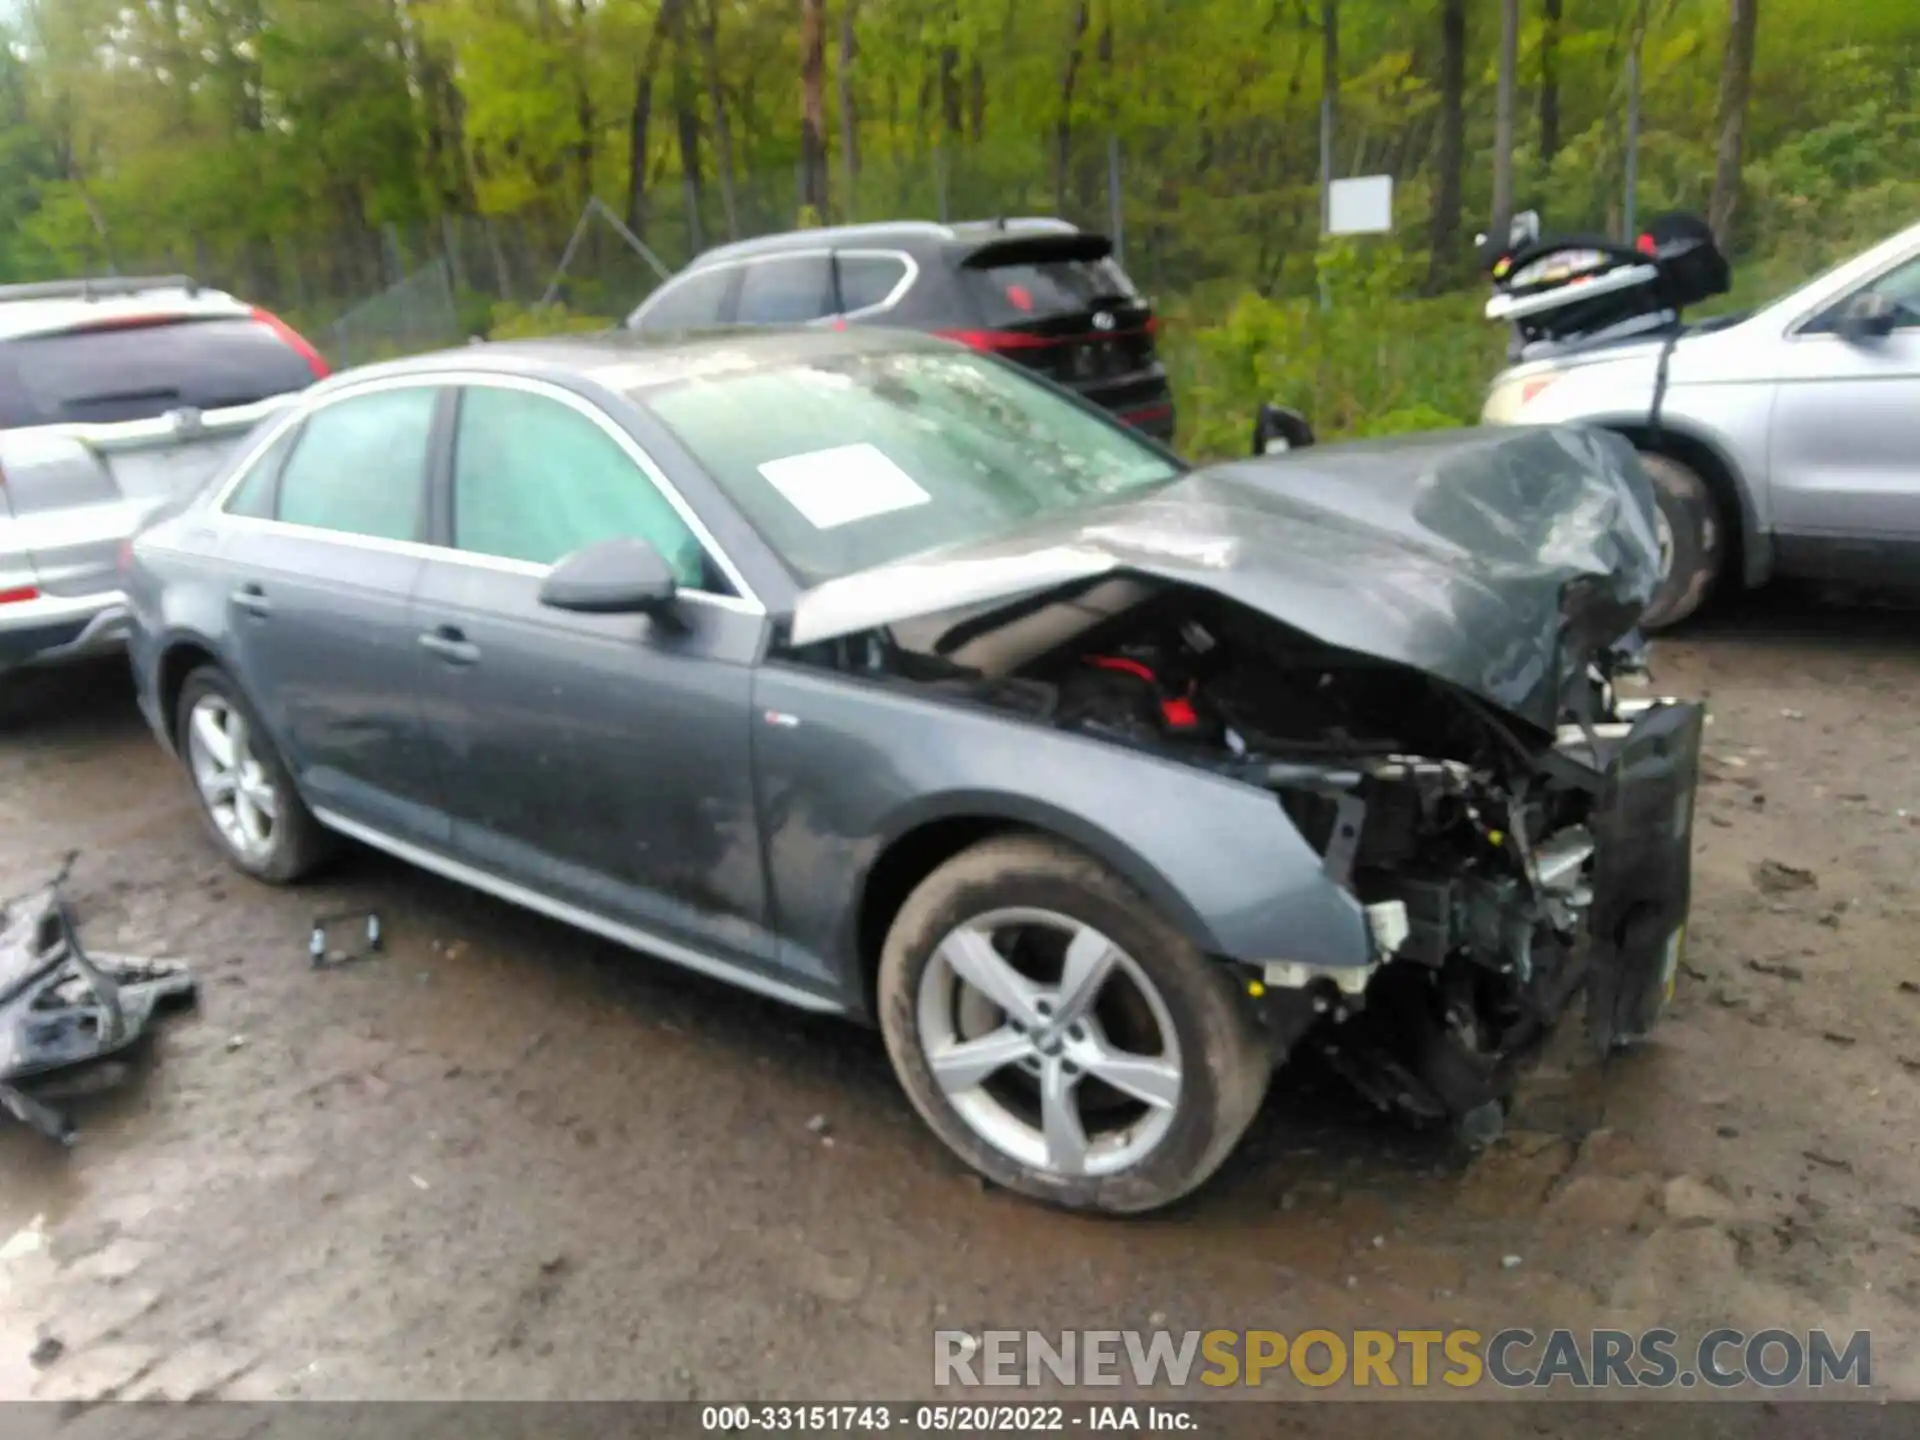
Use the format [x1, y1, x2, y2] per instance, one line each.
[1, 585, 1917, 1429]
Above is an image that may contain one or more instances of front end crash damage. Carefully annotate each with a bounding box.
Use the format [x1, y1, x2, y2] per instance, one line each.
[779, 424, 1697, 1134]
[1242, 695, 1703, 1132]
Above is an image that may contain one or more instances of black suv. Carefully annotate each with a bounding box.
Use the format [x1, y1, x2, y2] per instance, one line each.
[625, 219, 1175, 442]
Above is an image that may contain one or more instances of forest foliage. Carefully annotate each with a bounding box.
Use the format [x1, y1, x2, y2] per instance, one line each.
[2, 0, 1915, 444]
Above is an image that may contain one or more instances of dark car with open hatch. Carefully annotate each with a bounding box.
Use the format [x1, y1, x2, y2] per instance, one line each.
[124, 326, 1703, 1213]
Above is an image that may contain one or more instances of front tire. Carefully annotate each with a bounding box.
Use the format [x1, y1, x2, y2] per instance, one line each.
[1638, 451, 1725, 630]
[176, 665, 332, 883]
[877, 835, 1270, 1214]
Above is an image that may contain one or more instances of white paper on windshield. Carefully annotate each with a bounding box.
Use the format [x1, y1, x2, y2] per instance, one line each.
[757, 443, 931, 530]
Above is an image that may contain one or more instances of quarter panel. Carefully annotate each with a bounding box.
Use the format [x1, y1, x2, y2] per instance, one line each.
[751, 663, 1373, 1001]
[126, 511, 241, 739]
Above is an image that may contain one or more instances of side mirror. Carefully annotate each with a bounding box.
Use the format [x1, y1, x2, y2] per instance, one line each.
[1835, 290, 1898, 344]
[1252, 404, 1316, 457]
[539, 536, 677, 616]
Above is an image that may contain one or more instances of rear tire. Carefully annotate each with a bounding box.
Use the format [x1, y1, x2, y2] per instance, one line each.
[877, 835, 1270, 1214]
[1637, 451, 1725, 630]
[176, 665, 332, 884]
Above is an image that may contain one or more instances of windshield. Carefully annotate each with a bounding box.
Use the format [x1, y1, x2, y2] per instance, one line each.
[644, 349, 1181, 585]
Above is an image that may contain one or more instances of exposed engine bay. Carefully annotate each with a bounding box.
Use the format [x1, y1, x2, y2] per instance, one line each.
[786, 572, 1702, 1138]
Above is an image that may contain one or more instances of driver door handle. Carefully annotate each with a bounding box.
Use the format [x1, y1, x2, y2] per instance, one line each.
[417, 624, 480, 666]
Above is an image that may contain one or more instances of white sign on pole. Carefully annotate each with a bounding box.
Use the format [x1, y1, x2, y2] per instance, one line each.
[1327, 175, 1394, 236]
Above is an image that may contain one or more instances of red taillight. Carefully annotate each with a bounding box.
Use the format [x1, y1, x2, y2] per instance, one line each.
[0, 585, 40, 605]
[252, 307, 331, 380]
[117, 540, 135, 572]
[934, 328, 1055, 354]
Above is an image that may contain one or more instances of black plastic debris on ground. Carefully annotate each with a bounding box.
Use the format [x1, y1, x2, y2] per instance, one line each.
[309, 910, 383, 970]
[0, 852, 196, 1144]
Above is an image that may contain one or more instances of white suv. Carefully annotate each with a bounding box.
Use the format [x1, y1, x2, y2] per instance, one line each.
[1482, 221, 1920, 626]
[0, 276, 328, 677]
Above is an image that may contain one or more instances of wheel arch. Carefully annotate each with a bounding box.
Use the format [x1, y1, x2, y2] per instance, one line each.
[849, 795, 1218, 1020]
[154, 631, 231, 753]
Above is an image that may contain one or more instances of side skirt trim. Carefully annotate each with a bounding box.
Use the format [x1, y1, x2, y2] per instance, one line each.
[310, 807, 845, 1015]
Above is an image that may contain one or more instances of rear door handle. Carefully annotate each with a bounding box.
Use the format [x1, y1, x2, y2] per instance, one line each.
[229, 583, 272, 618]
[417, 624, 480, 666]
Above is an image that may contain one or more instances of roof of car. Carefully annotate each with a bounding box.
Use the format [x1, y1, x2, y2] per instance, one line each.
[0, 283, 253, 343]
[684, 217, 1083, 269]
[317, 325, 947, 397]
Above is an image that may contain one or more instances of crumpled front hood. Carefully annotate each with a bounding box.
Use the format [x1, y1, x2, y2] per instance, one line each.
[788, 425, 1663, 731]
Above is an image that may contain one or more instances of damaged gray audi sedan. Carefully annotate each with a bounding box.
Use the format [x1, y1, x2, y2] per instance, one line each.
[123, 328, 1703, 1213]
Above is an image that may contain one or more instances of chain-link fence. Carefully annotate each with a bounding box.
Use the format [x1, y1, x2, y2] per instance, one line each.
[82, 122, 1353, 368]
[75, 120, 1469, 378]
[319, 257, 461, 368]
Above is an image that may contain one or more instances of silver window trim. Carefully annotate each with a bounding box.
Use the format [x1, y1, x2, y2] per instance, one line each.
[832, 248, 920, 320]
[209, 369, 765, 616]
[697, 221, 954, 268]
[629, 247, 919, 328]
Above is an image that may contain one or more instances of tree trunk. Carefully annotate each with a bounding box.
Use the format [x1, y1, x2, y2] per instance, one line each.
[1052, 2, 1091, 215]
[799, 0, 828, 219]
[1708, 0, 1760, 251]
[571, 0, 595, 209]
[1538, 0, 1562, 170]
[1426, 0, 1466, 292]
[673, 5, 705, 250]
[395, 0, 474, 212]
[698, 0, 739, 239]
[1491, 0, 1518, 242]
[1319, 0, 1337, 233]
[938, 47, 962, 139]
[625, 0, 681, 237]
[838, 0, 860, 213]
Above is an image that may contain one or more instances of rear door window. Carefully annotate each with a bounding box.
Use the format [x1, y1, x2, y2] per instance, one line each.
[835, 254, 911, 315]
[273, 386, 437, 543]
[0, 317, 319, 429]
[964, 254, 1140, 327]
[631, 267, 737, 332]
[734, 256, 835, 324]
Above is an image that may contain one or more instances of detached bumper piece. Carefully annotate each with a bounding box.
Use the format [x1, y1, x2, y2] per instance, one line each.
[1583, 700, 1705, 1050]
[0, 857, 196, 1144]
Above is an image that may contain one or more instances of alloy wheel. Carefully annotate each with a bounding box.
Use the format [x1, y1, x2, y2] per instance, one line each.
[185, 694, 279, 864]
[915, 907, 1183, 1178]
